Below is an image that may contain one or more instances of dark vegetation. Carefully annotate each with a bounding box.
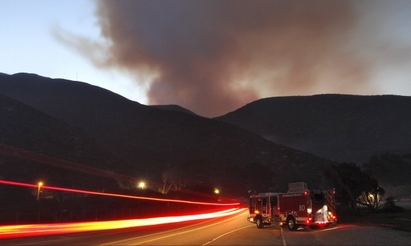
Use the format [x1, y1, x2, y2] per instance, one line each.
[364, 153, 411, 198]
[325, 161, 400, 212]
[321, 155, 411, 232]
[0, 73, 410, 226]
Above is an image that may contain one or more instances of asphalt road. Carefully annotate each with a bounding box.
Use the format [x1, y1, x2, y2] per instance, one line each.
[2, 210, 411, 245]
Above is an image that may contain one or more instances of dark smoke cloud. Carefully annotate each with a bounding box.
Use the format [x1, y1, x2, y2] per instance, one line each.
[63, 0, 392, 117]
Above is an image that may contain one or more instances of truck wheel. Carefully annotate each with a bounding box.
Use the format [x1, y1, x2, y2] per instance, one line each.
[286, 216, 297, 231]
[256, 216, 264, 229]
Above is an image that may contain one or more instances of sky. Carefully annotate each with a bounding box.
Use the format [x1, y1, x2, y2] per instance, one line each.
[1, 0, 411, 117]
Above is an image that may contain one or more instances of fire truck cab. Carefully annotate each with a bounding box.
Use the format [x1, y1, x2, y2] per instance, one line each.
[248, 182, 337, 230]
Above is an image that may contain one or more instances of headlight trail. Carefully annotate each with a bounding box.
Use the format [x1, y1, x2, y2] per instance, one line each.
[0, 208, 245, 239]
[0, 179, 239, 206]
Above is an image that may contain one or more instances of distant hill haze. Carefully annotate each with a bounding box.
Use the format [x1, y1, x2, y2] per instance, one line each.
[0, 73, 334, 196]
[216, 94, 411, 164]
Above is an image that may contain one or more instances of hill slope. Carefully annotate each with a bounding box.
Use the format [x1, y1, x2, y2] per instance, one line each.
[0, 73, 335, 196]
[0, 94, 123, 190]
[216, 94, 411, 164]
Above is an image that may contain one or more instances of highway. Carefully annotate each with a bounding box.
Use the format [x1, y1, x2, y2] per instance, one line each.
[1, 209, 411, 245]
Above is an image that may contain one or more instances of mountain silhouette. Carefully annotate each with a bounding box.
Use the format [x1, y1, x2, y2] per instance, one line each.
[216, 94, 411, 164]
[1, 73, 334, 196]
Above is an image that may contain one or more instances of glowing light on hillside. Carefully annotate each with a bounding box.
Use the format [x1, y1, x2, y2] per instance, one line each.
[0, 208, 245, 239]
[138, 181, 146, 189]
[36, 181, 43, 201]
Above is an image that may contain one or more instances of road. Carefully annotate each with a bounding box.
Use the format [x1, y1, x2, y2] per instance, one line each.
[1, 210, 411, 245]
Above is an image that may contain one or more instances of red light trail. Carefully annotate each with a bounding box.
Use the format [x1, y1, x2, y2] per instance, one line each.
[0, 179, 243, 239]
[0, 208, 245, 239]
[0, 143, 243, 240]
[0, 143, 232, 200]
[0, 179, 239, 206]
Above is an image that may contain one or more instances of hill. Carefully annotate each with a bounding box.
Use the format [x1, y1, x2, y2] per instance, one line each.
[0, 73, 335, 197]
[0, 94, 124, 190]
[215, 94, 411, 164]
[152, 104, 198, 116]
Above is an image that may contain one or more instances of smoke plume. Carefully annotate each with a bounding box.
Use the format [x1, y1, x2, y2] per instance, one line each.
[60, 0, 409, 117]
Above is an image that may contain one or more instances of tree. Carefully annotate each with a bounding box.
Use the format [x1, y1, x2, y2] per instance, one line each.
[356, 186, 386, 212]
[325, 163, 384, 212]
[159, 167, 185, 194]
[363, 153, 411, 199]
[159, 159, 213, 195]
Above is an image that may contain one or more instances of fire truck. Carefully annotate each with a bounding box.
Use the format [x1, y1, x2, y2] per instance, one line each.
[247, 182, 337, 230]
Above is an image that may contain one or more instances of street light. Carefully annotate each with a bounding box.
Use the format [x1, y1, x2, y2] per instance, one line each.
[214, 188, 220, 195]
[37, 182, 43, 201]
[138, 181, 146, 189]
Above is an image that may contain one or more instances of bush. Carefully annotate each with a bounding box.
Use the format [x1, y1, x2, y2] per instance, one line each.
[379, 196, 405, 213]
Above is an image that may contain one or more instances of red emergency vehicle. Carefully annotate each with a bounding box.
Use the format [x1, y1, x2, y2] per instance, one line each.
[248, 182, 337, 230]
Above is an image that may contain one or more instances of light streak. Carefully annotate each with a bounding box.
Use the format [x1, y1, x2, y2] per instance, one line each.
[0, 143, 231, 200]
[0, 179, 239, 206]
[0, 208, 245, 239]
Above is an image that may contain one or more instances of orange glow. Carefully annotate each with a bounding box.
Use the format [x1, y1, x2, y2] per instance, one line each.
[0, 208, 244, 239]
[0, 179, 239, 206]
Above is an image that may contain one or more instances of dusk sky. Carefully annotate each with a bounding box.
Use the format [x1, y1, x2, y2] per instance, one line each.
[1, 0, 411, 117]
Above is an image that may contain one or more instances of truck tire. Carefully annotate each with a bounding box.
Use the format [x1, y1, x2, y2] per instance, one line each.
[286, 216, 297, 231]
[255, 216, 264, 229]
